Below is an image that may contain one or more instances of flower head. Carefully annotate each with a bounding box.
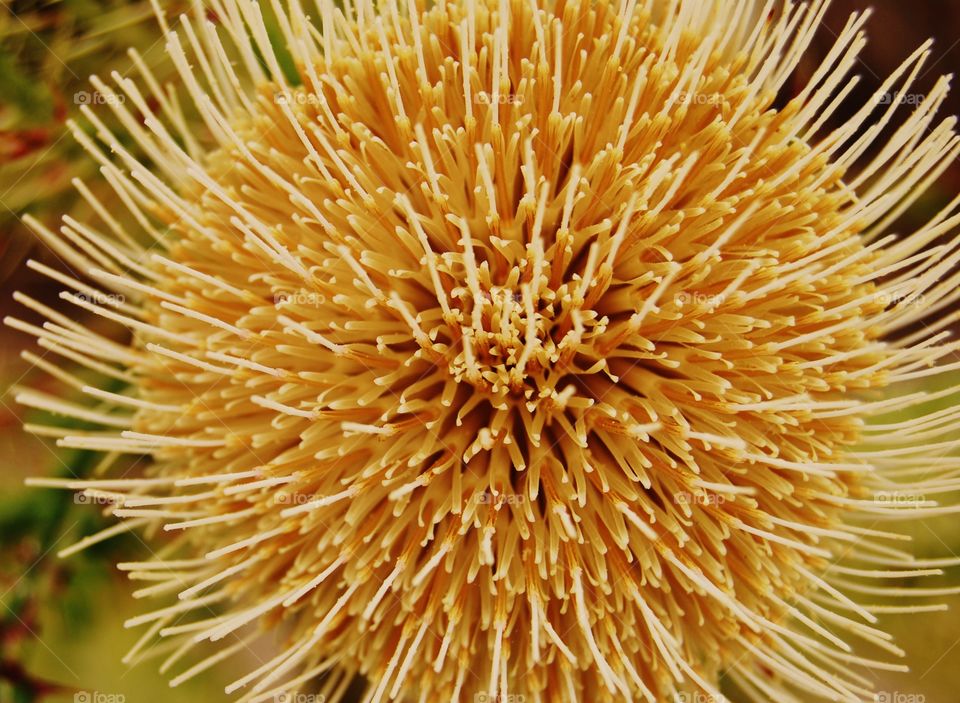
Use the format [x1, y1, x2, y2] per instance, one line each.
[11, 0, 960, 701]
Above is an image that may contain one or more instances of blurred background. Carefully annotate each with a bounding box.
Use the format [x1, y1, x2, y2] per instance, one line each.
[1, 0, 960, 701]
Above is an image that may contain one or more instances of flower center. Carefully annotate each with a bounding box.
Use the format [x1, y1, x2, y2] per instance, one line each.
[423, 249, 611, 412]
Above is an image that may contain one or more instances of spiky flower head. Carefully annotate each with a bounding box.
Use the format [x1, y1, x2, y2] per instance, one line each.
[11, 0, 960, 701]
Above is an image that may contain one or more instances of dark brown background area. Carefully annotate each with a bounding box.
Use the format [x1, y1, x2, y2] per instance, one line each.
[801, 0, 960, 194]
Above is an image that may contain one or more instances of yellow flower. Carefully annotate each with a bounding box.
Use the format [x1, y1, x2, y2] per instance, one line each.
[11, 0, 960, 701]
